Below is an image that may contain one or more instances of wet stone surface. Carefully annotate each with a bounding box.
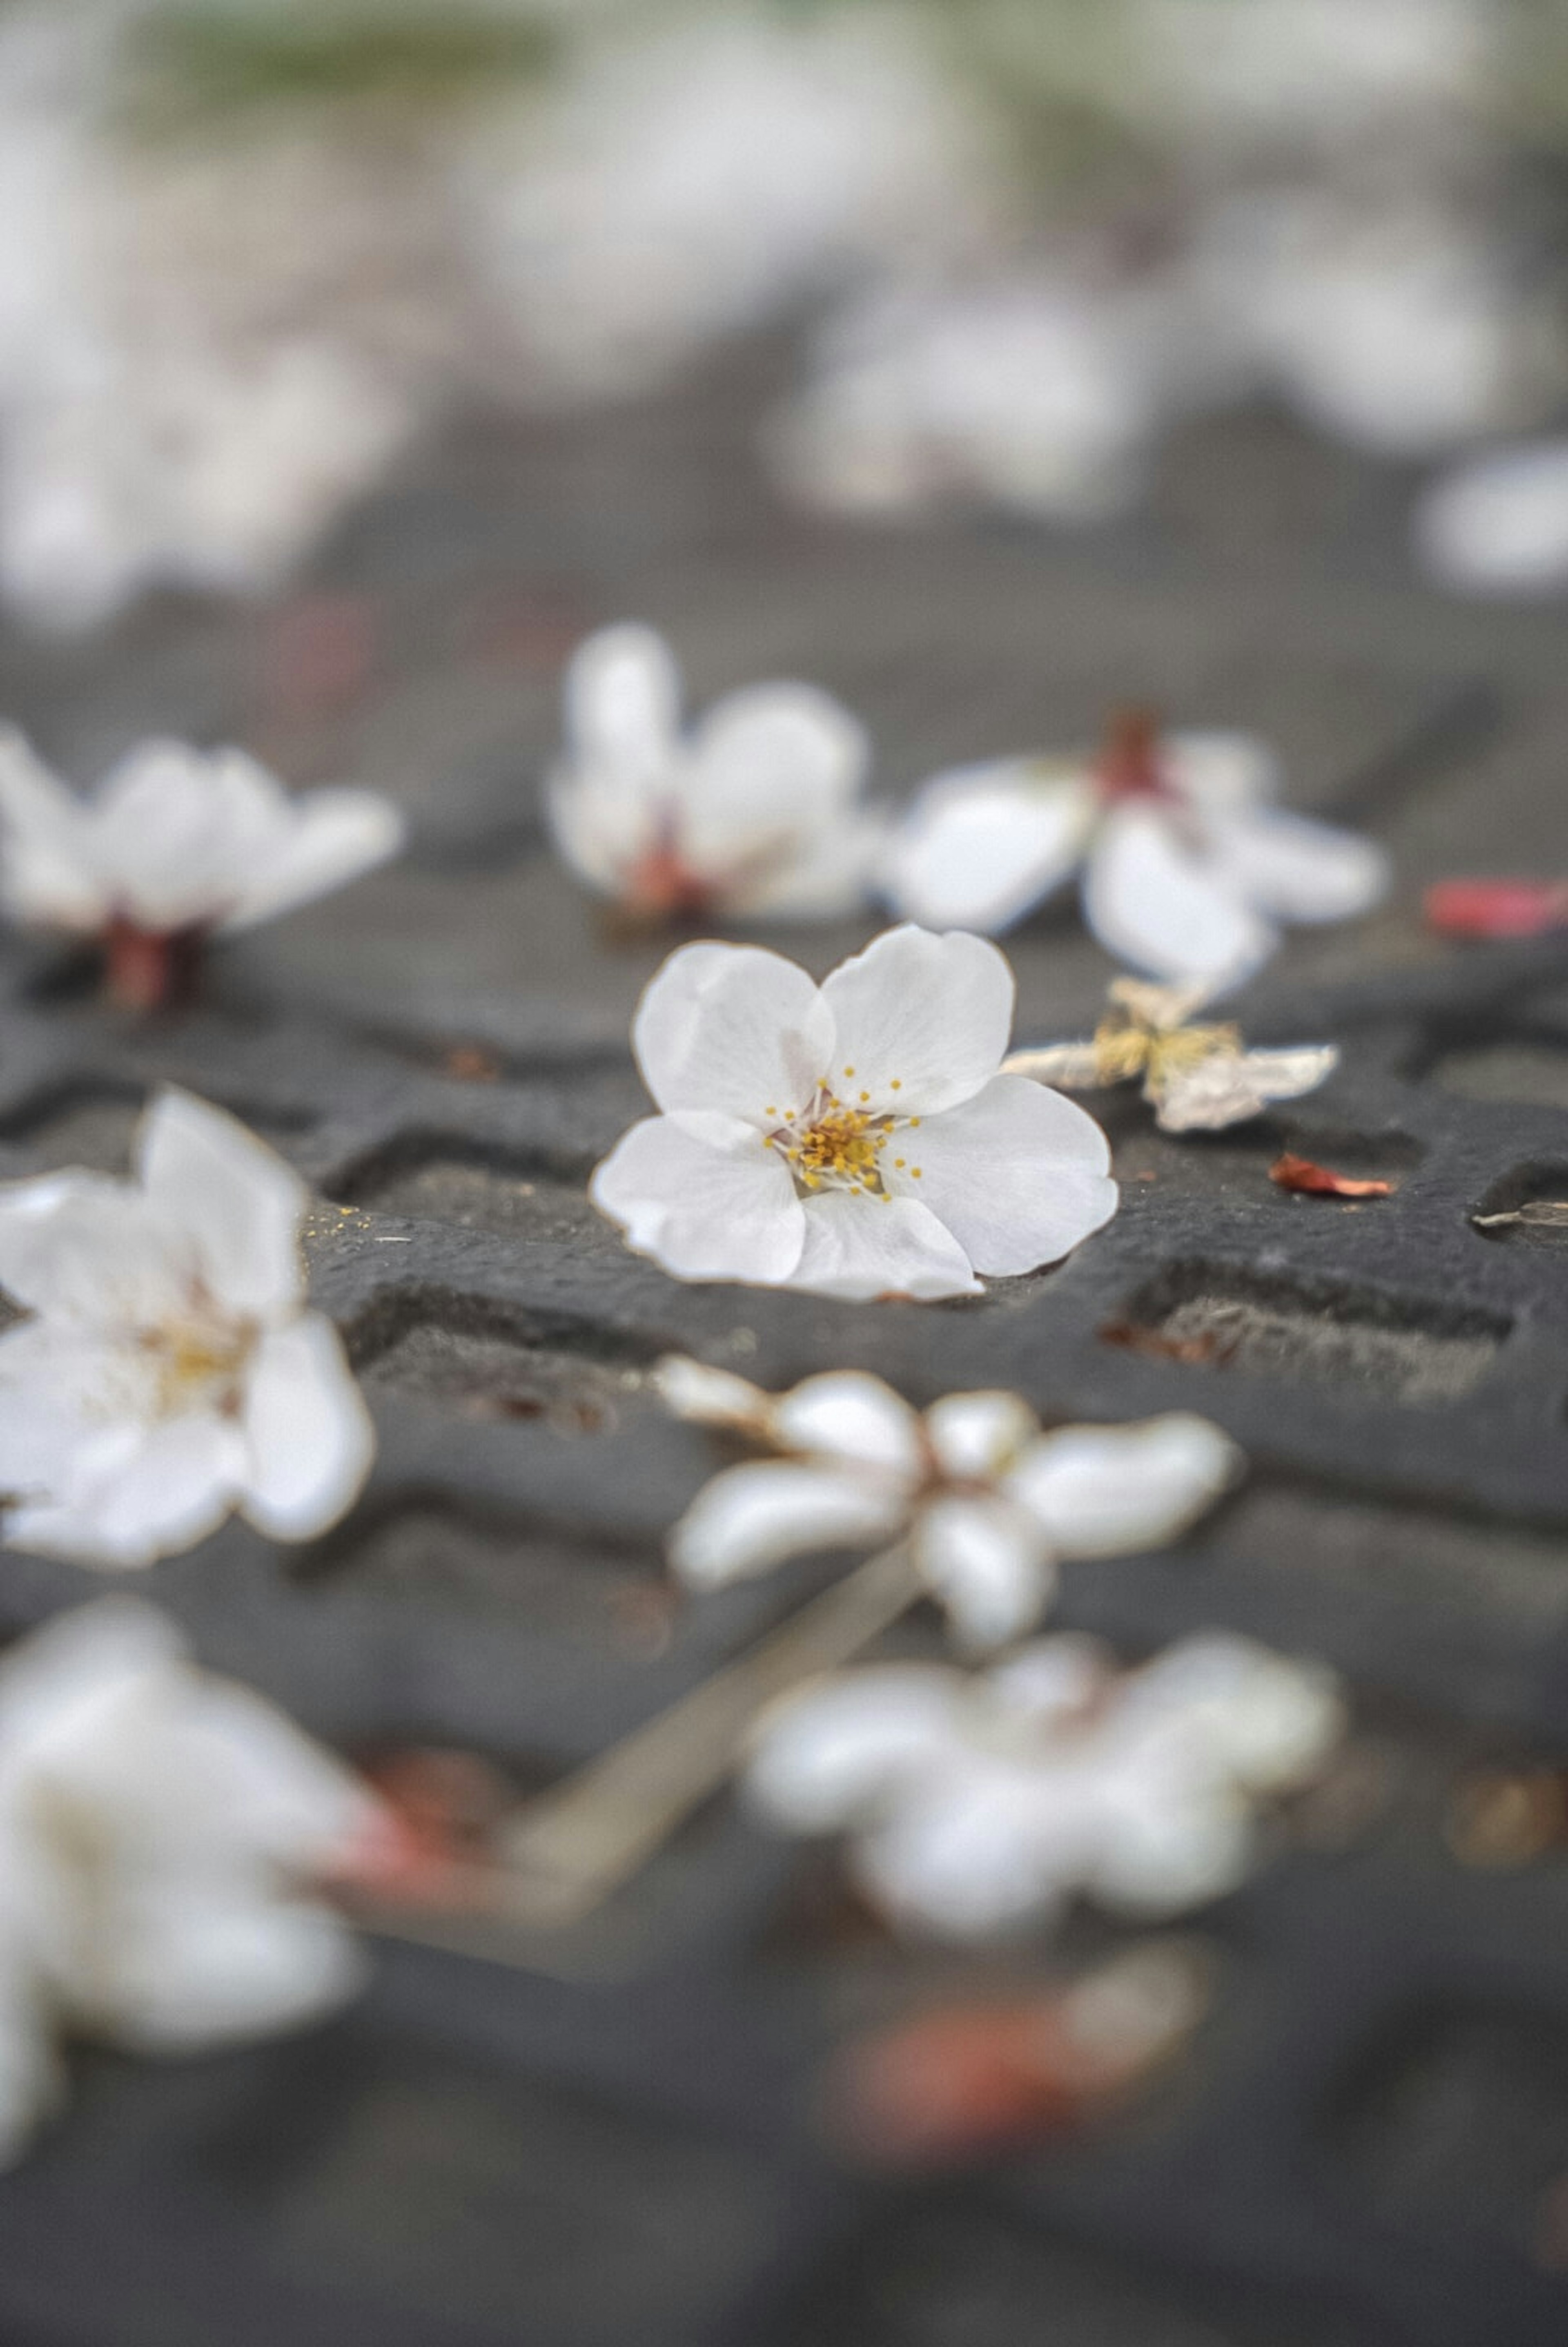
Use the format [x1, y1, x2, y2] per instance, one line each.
[4, 361, 1568, 2343]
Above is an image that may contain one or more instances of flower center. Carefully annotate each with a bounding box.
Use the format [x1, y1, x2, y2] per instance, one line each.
[136, 1313, 256, 1419]
[1094, 708, 1171, 805]
[765, 1078, 921, 1202]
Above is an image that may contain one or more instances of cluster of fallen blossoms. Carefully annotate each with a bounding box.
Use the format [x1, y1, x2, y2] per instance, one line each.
[0, 621, 1372, 2151]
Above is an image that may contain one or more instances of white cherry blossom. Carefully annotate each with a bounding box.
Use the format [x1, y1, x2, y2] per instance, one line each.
[1005, 975, 1338, 1133]
[1414, 440, 1568, 598]
[659, 1356, 1241, 1649]
[590, 925, 1117, 1302]
[0, 731, 405, 1008]
[548, 624, 880, 922]
[0, 1089, 374, 1569]
[882, 713, 1388, 991]
[0, 1599, 381, 2162]
[746, 1631, 1344, 1939]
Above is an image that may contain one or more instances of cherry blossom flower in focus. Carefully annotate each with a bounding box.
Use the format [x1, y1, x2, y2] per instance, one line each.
[882, 712, 1388, 990]
[590, 925, 1117, 1302]
[659, 1355, 1242, 1649]
[0, 732, 405, 1008]
[0, 1090, 374, 1568]
[745, 1631, 1344, 1939]
[547, 624, 880, 923]
[0, 1599, 382, 2163]
[1004, 975, 1338, 1133]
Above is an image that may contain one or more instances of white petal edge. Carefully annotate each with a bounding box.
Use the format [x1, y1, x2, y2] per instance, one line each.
[820, 923, 1016, 1116]
[221, 788, 405, 933]
[883, 1073, 1116, 1277]
[669, 1461, 908, 1589]
[771, 1370, 924, 1479]
[240, 1314, 374, 1541]
[744, 1667, 961, 1834]
[631, 940, 833, 1122]
[138, 1089, 307, 1319]
[1007, 1414, 1243, 1559]
[914, 1494, 1055, 1651]
[590, 1111, 806, 1285]
[792, 1191, 980, 1301]
[1085, 805, 1276, 989]
[880, 762, 1096, 933]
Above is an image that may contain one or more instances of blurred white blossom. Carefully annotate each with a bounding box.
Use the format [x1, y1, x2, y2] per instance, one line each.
[0, 1599, 379, 2162]
[0, 731, 403, 1005]
[1414, 440, 1568, 596]
[660, 1355, 1242, 1650]
[591, 924, 1117, 1301]
[0, 1089, 374, 1568]
[548, 623, 879, 921]
[882, 716, 1387, 989]
[746, 1631, 1344, 1939]
[1005, 976, 1338, 1133]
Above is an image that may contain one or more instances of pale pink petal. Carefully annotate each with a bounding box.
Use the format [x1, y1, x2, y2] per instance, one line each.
[631, 941, 833, 1122]
[240, 1315, 374, 1541]
[884, 1074, 1115, 1276]
[1201, 808, 1389, 925]
[1086, 805, 1275, 986]
[138, 1089, 306, 1319]
[669, 1460, 907, 1589]
[1007, 1414, 1243, 1558]
[771, 1370, 924, 1479]
[881, 762, 1096, 933]
[590, 1111, 805, 1284]
[819, 924, 1013, 1115]
[793, 1191, 979, 1301]
[914, 1494, 1054, 1649]
[745, 1668, 961, 1833]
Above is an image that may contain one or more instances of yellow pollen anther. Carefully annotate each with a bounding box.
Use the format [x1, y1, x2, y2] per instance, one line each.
[765, 1105, 777, 1117]
[843, 1066, 855, 1076]
[894, 1157, 905, 1168]
[911, 1167, 922, 1178]
[910, 1118, 921, 1128]
[891, 1079, 902, 1091]
[859, 1091, 869, 1103]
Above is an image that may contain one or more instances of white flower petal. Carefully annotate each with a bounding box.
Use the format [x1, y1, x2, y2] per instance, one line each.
[1087, 1774, 1254, 1917]
[564, 622, 682, 791]
[793, 1191, 979, 1301]
[1202, 808, 1389, 925]
[0, 729, 102, 931]
[8, 1415, 246, 1570]
[1415, 441, 1568, 596]
[240, 1315, 374, 1542]
[1121, 1636, 1344, 1792]
[771, 1370, 924, 1478]
[745, 1667, 961, 1834]
[857, 1760, 1082, 1938]
[986, 1634, 1115, 1726]
[103, 1892, 366, 2053]
[669, 1460, 907, 1589]
[1001, 1041, 1105, 1090]
[1086, 804, 1276, 987]
[138, 1089, 306, 1319]
[820, 923, 1014, 1115]
[881, 761, 1096, 933]
[1163, 731, 1279, 814]
[0, 1174, 173, 1324]
[652, 1355, 770, 1431]
[884, 1073, 1116, 1277]
[590, 1111, 805, 1284]
[683, 682, 869, 864]
[914, 1494, 1054, 1650]
[220, 788, 404, 933]
[733, 809, 886, 920]
[1007, 1414, 1243, 1559]
[922, 1390, 1039, 1481]
[1149, 1044, 1338, 1133]
[88, 743, 283, 932]
[631, 940, 833, 1122]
